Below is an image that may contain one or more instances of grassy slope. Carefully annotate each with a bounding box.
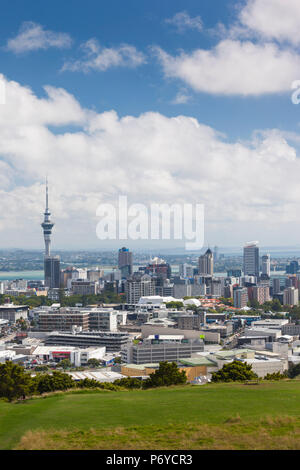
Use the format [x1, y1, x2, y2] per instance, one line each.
[1, 381, 300, 449]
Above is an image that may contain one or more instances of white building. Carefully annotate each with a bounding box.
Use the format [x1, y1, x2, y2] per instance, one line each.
[250, 319, 289, 330]
[233, 287, 248, 308]
[138, 296, 183, 307]
[125, 274, 155, 304]
[283, 287, 299, 306]
[262, 254, 271, 277]
[240, 357, 288, 378]
[67, 370, 125, 383]
[32, 345, 106, 367]
[89, 309, 118, 331]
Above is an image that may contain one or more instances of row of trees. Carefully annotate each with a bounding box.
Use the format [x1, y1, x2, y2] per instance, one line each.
[2, 360, 297, 402]
[211, 361, 290, 382]
[0, 361, 187, 401]
[0, 291, 126, 309]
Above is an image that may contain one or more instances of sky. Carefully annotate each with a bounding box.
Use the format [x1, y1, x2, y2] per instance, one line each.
[1, 0, 300, 251]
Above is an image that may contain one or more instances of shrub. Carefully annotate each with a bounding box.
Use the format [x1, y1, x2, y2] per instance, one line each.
[114, 377, 143, 389]
[32, 371, 75, 394]
[211, 360, 258, 383]
[142, 362, 187, 389]
[264, 372, 287, 381]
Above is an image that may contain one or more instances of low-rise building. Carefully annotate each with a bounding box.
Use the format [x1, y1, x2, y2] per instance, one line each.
[0, 304, 29, 323]
[121, 337, 204, 364]
[282, 323, 300, 336]
[38, 310, 90, 331]
[250, 319, 289, 330]
[45, 330, 130, 352]
[32, 345, 105, 366]
[67, 370, 125, 382]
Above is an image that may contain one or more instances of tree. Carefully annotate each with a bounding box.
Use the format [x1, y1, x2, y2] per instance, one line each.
[288, 363, 300, 379]
[165, 301, 184, 309]
[59, 359, 72, 370]
[219, 297, 233, 306]
[211, 361, 258, 383]
[247, 299, 260, 309]
[34, 365, 48, 372]
[87, 358, 101, 368]
[0, 361, 32, 401]
[58, 288, 65, 305]
[185, 304, 199, 313]
[16, 318, 28, 331]
[143, 362, 187, 388]
[271, 299, 282, 312]
[32, 371, 75, 394]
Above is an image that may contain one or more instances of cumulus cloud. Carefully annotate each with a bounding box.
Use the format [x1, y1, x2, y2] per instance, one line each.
[237, 0, 300, 45]
[62, 39, 146, 72]
[165, 11, 203, 33]
[157, 1, 300, 97]
[0, 75, 300, 247]
[6, 21, 72, 53]
[154, 40, 300, 96]
[171, 90, 191, 104]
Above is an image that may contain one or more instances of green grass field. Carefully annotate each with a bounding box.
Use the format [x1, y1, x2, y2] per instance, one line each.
[1, 381, 300, 450]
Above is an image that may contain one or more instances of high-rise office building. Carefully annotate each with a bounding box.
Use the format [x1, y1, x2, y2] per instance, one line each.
[44, 256, 61, 288]
[243, 242, 259, 278]
[198, 248, 213, 276]
[233, 287, 248, 308]
[286, 261, 299, 275]
[41, 180, 60, 288]
[118, 247, 133, 278]
[125, 274, 155, 303]
[272, 278, 281, 294]
[283, 287, 299, 306]
[262, 254, 271, 277]
[248, 286, 270, 305]
[179, 263, 194, 278]
[146, 257, 171, 279]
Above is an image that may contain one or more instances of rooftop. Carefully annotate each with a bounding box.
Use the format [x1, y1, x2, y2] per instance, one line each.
[67, 370, 125, 382]
[179, 357, 217, 367]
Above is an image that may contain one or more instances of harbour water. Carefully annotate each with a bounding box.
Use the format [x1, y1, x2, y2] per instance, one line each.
[0, 268, 285, 282]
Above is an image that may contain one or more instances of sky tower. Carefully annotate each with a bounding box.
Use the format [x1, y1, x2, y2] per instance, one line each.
[41, 178, 54, 257]
[41, 179, 60, 288]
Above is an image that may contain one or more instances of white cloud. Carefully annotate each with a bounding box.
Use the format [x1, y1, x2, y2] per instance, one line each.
[0, 75, 300, 247]
[238, 0, 300, 45]
[62, 39, 146, 72]
[165, 11, 203, 33]
[171, 90, 191, 104]
[154, 40, 300, 96]
[7, 21, 72, 53]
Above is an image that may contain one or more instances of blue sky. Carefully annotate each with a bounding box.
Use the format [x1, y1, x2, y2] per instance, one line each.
[1, 0, 298, 138]
[1, 0, 300, 250]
